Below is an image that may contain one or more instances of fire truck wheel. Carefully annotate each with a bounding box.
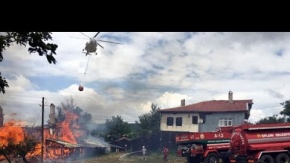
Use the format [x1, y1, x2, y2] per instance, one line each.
[260, 155, 274, 163]
[205, 153, 220, 163]
[275, 153, 290, 163]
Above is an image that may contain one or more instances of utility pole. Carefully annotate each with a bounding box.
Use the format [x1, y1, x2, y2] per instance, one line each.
[41, 97, 44, 163]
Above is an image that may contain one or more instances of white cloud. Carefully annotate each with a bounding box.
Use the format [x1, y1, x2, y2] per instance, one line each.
[139, 101, 153, 113]
[155, 92, 193, 109]
[248, 109, 266, 123]
[2, 32, 290, 126]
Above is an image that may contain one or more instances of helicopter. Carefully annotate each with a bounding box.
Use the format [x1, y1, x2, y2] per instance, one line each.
[73, 32, 123, 56]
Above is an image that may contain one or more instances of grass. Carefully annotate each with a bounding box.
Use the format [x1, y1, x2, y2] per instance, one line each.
[66, 151, 187, 163]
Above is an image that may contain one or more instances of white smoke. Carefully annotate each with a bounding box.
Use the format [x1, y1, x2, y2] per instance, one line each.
[82, 135, 110, 148]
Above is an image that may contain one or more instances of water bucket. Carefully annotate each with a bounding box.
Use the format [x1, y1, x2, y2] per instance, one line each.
[78, 85, 84, 91]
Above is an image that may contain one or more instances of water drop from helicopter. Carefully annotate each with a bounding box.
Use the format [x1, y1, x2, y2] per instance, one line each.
[72, 32, 123, 92]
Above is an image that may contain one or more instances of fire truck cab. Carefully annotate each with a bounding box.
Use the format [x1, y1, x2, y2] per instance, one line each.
[176, 126, 234, 163]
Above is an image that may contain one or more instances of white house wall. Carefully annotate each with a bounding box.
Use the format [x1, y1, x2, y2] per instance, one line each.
[160, 113, 200, 132]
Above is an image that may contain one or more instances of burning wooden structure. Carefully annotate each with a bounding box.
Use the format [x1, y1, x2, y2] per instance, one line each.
[45, 138, 107, 161]
[41, 103, 109, 161]
[45, 138, 83, 160]
[0, 104, 110, 162]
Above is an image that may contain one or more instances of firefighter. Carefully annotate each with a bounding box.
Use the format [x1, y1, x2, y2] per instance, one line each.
[162, 146, 169, 161]
[142, 146, 147, 161]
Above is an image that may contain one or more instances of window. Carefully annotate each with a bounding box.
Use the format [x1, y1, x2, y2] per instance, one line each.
[192, 116, 198, 124]
[176, 117, 182, 126]
[218, 118, 233, 126]
[167, 117, 174, 126]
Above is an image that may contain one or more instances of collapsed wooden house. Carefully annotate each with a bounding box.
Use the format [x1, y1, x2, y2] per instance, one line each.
[45, 138, 107, 161]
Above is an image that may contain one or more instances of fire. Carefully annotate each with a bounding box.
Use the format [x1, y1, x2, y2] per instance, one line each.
[56, 110, 79, 144]
[43, 109, 85, 161]
[0, 109, 84, 162]
[0, 120, 26, 161]
[0, 120, 25, 145]
[46, 109, 80, 144]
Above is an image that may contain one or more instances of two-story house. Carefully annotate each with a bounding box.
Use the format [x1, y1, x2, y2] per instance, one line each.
[158, 91, 253, 133]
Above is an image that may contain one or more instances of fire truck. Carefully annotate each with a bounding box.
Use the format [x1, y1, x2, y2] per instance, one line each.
[228, 122, 290, 163]
[176, 126, 234, 163]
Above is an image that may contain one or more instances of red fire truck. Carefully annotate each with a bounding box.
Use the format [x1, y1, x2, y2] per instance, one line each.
[228, 122, 290, 163]
[176, 126, 234, 163]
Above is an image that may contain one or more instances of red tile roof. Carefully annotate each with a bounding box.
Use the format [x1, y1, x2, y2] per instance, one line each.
[158, 100, 253, 113]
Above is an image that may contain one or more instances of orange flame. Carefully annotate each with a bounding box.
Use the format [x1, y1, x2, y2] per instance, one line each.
[56, 111, 79, 144]
[0, 120, 25, 145]
[43, 109, 86, 161]
[0, 120, 26, 160]
[0, 109, 85, 162]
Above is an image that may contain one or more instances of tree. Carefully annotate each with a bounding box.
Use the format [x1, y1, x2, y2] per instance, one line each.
[79, 111, 92, 125]
[0, 72, 9, 94]
[0, 136, 38, 163]
[0, 138, 15, 163]
[280, 99, 290, 117]
[60, 97, 78, 112]
[56, 106, 66, 123]
[135, 103, 161, 138]
[53, 97, 93, 129]
[14, 135, 38, 163]
[0, 32, 58, 94]
[255, 114, 286, 124]
[104, 115, 131, 142]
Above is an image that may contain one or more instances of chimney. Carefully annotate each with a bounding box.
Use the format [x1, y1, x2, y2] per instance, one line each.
[181, 99, 185, 106]
[49, 103, 56, 126]
[0, 106, 3, 127]
[228, 91, 233, 103]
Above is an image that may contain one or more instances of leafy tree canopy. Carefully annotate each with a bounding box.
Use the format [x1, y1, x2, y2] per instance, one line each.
[52, 97, 93, 130]
[255, 114, 287, 124]
[0, 32, 58, 94]
[104, 115, 131, 142]
[135, 103, 161, 138]
[280, 99, 290, 117]
[0, 135, 38, 163]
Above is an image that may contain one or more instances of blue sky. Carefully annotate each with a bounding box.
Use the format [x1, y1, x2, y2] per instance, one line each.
[1, 32, 290, 126]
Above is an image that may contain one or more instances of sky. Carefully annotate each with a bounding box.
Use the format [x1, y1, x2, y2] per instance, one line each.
[1, 32, 290, 126]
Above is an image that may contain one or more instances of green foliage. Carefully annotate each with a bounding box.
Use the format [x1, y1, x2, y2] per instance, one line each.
[135, 103, 161, 138]
[0, 138, 15, 163]
[104, 115, 131, 142]
[90, 124, 107, 138]
[255, 114, 287, 124]
[0, 72, 9, 94]
[127, 123, 139, 139]
[0, 135, 38, 163]
[0, 32, 58, 94]
[56, 106, 66, 123]
[74, 106, 83, 115]
[280, 100, 290, 117]
[15, 135, 38, 163]
[79, 111, 92, 124]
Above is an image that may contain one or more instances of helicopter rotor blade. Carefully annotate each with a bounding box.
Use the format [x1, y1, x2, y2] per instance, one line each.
[80, 32, 91, 39]
[97, 43, 104, 49]
[93, 32, 100, 38]
[97, 39, 123, 45]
